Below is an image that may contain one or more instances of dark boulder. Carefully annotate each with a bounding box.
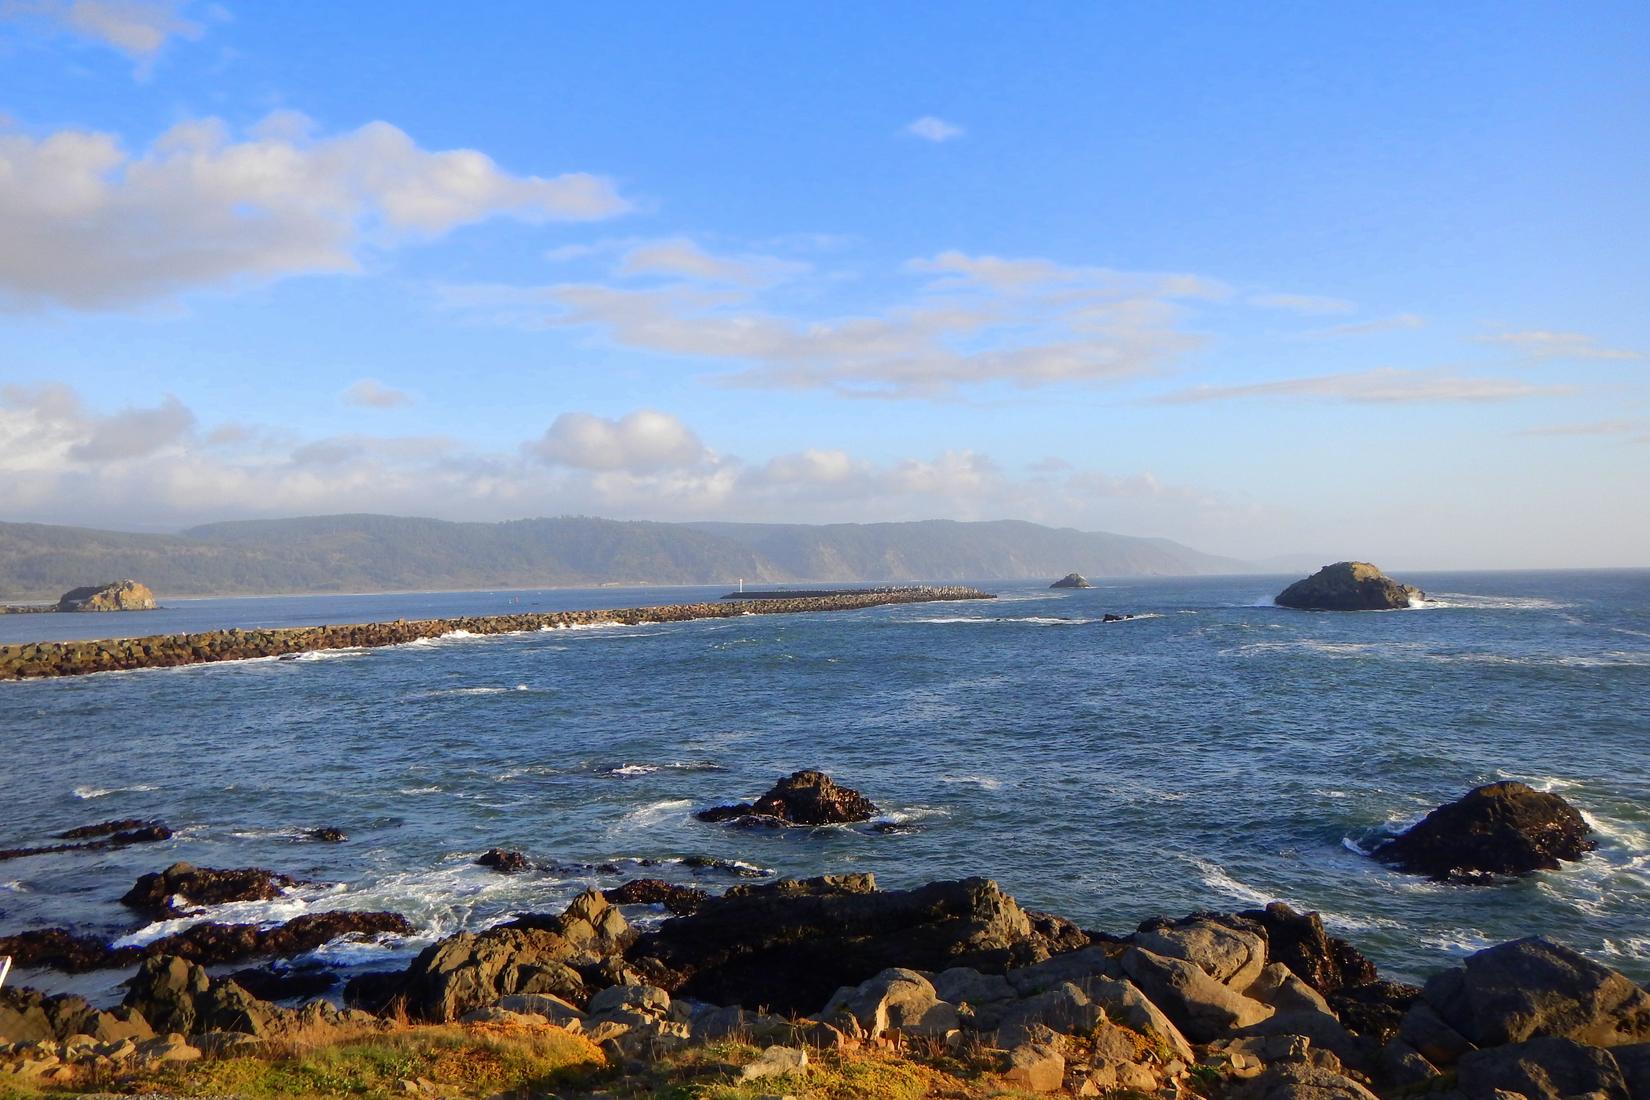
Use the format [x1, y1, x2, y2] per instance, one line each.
[227, 964, 340, 1002]
[604, 878, 709, 915]
[123, 955, 212, 1035]
[1457, 1035, 1630, 1100]
[476, 848, 531, 873]
[146, 910, 414, 967]
[1329, 979, 1422, 1042]
[56, 818, 159, 840]
[1274, 561, 1424, 611]
[0, 928, 132, 971]
[121, 861, 299, 919]
[0, 821, 172, 863]
[1372, 782, 1596, 879]
[1414, 936, 1650, 1049]
[1051, 573, 1092, 589]
[696, 769, 879, 826]
[1239, 902, 1379, 995]
[625, 874, 1089, 1015]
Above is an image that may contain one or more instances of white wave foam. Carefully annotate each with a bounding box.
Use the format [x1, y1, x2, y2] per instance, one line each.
[71, 783, 157, 800]
[398, 785, 442, 795]
[1, 880, 27, 892]
[939, 774, 1005, 791]
[604, 762, 725, 778]
[288, 648, 369, 662]
[1424, 594, 1574, 611]
[1186, 856, 1280, 908]
[616, 798, 695, 826]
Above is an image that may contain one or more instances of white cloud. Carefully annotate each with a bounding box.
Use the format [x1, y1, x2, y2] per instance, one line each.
[617, 237, 807, 287]
[905, 116, 965, 143]
[446, 250, 1219, 400]
[1479, 329, 1645, 362]
[0, 113, 630, 310]
[2, 0, 202, 57]
[1248, 292, 1355, 315]
[0, 386, 1250, 545]
[1519, 419, 1650, 444]
[530, 409, 711, 473]
[342, 379, 413, 409]
[1305, 313, 1425, 338]
[1156, 367, 1566, 405]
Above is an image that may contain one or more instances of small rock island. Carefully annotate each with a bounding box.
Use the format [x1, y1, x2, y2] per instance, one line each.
[1373, 781, 1597, 880]
[56, 580, 158, 612]
[1050, 573, 1092, 589]
[1274, 561, 1424, 611]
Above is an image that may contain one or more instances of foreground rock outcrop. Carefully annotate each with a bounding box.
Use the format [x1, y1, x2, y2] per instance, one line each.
[1373, 781, 1596, 880]
[696, 769, 880, 826]
[5, 872, 1649, 1099]
[55, 580, 157, 613]
[1275, 562, 1425, 611]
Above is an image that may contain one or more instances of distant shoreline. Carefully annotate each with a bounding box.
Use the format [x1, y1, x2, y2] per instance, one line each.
[0, 586, 994, 681]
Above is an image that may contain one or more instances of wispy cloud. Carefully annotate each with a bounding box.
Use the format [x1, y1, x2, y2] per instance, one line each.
[1248, 292, 1355, 315]
[1479, 329, 1645, 362]
[342, 379, 413, 409]
[905, 116, 965, 143]
[616, 238, 808, 287]
[1519, 419, 1650, 444]
[1304, 313, 1425, 338]
[443, 250, 1221, 400]
[0, 112, 631, 310]
[1156, 367, 1564, 405]
[2, 0, 203, 59]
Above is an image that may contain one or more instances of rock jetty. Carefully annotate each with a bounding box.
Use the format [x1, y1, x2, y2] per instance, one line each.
[1372, 781, 1597, 880]
[1275, 562, 1425, 611]
[0, 586, 991, 681]
[55, 580, 157, 613]
[1050, 573, 1092, 588]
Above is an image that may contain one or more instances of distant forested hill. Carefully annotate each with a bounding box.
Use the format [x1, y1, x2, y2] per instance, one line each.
[0, 514, 1248, 600]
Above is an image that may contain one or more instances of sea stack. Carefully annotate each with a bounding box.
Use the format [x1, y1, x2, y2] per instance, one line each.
[1274, 562, 1423, 611]
[55, 580, 157, 612]
[1050, 573, 1092, 589]
[1372, 781, 1597, 880]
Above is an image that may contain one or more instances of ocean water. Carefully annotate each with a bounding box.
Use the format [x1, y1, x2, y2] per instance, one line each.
[2, 570, 1647, 1005]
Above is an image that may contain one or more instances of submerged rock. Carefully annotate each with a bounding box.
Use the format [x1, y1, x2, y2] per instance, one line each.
[1274, 561, 1424, 611]
[1372, 781, 1596, 879]
[0, 821, 172, 863]
[302, 827, 347, 842]
[696, 769, 879, 826]
[121, 862, 299, 920]
[475, 848, 531, 874]
[56, 580, 157, 612]
[1051, 573, 1092, 589]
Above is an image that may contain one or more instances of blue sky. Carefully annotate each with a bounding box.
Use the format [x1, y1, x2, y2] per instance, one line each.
[1, 2, 1646, 567]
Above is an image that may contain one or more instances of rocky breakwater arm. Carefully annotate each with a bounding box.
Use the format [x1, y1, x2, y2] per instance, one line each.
[0, 586, 993, 681]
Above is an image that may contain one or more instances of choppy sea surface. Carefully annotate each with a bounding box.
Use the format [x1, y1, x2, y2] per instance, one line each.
[2, 571, 1647, 1004]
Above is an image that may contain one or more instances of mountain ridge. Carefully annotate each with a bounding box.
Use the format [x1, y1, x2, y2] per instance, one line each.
[0, 514, 1252, 600]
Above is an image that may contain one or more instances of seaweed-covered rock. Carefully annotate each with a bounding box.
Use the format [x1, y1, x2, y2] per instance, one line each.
[696, 770, 878, 826]
[1274, 562, 1423, 611]
[1372, 782, 1596, 879]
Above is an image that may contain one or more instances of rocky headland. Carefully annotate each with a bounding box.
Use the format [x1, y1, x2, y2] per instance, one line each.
[0, 777, 1634, 1098]
[0, 586, 992, 681]
[1275, 563, 1425, 611]
[0, 580, 158, 616]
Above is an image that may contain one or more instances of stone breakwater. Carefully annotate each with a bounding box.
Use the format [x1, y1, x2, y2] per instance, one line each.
[0, 587, 993, 681]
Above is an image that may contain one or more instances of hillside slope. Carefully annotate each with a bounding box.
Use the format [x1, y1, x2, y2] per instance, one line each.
[0, 514, 1248, 599]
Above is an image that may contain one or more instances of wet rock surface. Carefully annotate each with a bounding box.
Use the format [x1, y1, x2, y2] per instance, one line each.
[695, 769, 880, 826]
[1373, 781, 1597, 879]
[120, 862, 299, 920]
[474, 848, 530, 873]
[604, 878, 709, 915]
[0, 822, 172, 863]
